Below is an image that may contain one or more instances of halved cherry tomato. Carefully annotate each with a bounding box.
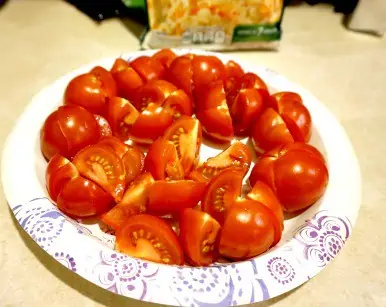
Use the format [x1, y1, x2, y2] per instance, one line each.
[151, 49, 177, 69]
[106, 97, 139, 141]
[147, 180, 206, 215]
[130, 56, 165, 82]
[101, 172, 154, 230]
[251, 107, 294, 154]
[166, 55, 193, 98]
[195, 81, 233, 142]
[162, 116, 202, 175]
[110, 58, 144, 102]
[179, 208, 221, 266]
[46, 154, 79, 202]
[219, 199, 281, 260]
[73, 144, 126, 201]
[189, 141, 252, 183]
[135, 80, 177, 111]
[93, 114, 112, 138]
[64, 66, 117, 116]
[230, 88, 264, 135]
[249, 142, 329, 212]
[191, 55, 225, 94]
[40, 105, 100, 160]
[57, 176, 114, 218]
[162, 90, 193, 120]
[144, 138, 184, 180]
[224, 60, 244, 79]
[247, 181, 284, 230]
[201, 168, 244, 224]
[129, 103, 173, 144]
[116, 214, 184, 265]
[272, 92, 312, 142]
[98, 136, 144, 184]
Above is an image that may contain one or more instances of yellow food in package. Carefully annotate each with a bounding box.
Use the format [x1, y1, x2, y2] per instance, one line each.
[142, 0, 285, 50]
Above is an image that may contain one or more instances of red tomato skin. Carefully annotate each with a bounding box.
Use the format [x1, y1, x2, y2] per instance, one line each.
[250, 143, 329, 212]
[251, 107, 294, 154]
[219, 199, 280, 260]
[224, 60, 244, 79]
[106, 97, 140, 141]
[130, 56, 165, 82]
[116, 214, 185, 265]
[191, 55, 225, 94]
[247, 180, 284, 231]
[162, 89, 193, 119]
[101, 172, 154, 230]
[147, 180, 206, 215]
[135, 79, 177, 111]
[45, 154, 79, 202]
[111, 58, 144, 102]
[166, 55, 193, 98]
[151, 49, 177, 68]
[179, 208, 221, 266]
[57, 176, 114, 218]
[144, 138, 184, 180]
[64, 67, 117, 116]
[40, 105, 100, 160]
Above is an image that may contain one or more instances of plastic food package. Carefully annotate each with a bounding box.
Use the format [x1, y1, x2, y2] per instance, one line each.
[141, 0, 285, 50]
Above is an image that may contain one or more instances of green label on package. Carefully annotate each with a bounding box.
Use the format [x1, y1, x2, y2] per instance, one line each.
[121, 0, 146, 8]
[232, 24, 281, 42]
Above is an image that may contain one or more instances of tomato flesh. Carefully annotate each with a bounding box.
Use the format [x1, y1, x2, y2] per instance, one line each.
[116, 214, 184, 265]
[147, 180, 206, 215]
[179, 208, 221, 266]
[93, 114, 112, 138]
[73, 144, 126, 201]
[101, 172, 154, 230]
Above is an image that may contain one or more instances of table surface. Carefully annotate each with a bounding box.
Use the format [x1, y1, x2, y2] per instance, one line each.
[0, 1, 385, 306]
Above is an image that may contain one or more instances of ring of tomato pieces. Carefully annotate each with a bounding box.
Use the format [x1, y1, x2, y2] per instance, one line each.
[41, 49, 329, 269]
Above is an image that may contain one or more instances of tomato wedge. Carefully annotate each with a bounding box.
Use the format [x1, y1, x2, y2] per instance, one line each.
[219, 199, 281, 260]
[135, 80, 177, 111]
[144, 138, 184, 180]
[230, 88, 264, 135]
[110, 58, 144, 102]
[151, 49, 177, 69]
[106, 97, 140, 141]
[179, 208, 221, 266]
[93, 114, 112, 138]
[191, 55, 225, 94]
[57, 176, 114, 218]
[224, 60, 244, 79]
[247, 181, 284, 230]
[116, 214, 184, 265]
[73, 144, 126, 201]
[130, 56, 165, 82]
[101, 172, 154, 230]
[46, 154, 79, 202]
[162, 89, 193, 120]
[189, 141, 252, 183]
[195, 81, 233, 142]
[162, 116, 202, 175]
[129, 103, 174, 144]
[201, 168, 244, 224]
[251, 107, 294, 154]
[166, 55, 193, 98]
[147, 180, 206, 215]
[98, 136, 144, 184]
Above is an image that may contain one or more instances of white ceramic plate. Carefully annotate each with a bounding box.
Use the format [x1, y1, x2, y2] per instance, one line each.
[2, 49, 361, 306]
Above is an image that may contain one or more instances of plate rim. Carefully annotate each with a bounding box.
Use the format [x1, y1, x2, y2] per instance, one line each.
[1, 49, 362, 306]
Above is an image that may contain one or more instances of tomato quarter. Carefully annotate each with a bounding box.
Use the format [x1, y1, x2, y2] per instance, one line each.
[73, 144, 126, 201]
[219, 199, 281, 260]
[130, 56, 165, 82]
[40, 105, 100, 160]
[135, 80, 177, 111]
[93, 114, 112, 138]
[144, 138, 184, 180]
[224, 60, 244, 79]
[162, 89, 193, 120]
[179, 209, 221, 266]
[116, 214, 184, 265]
[151, 48, 177, 69]
[147, 180, 206, 215]
[250, 142, 329, 212]
[101, 172, 154, 230]
[189, 141, 252, 183]
[163, 116, 202, 175]
[201, 168, 244, 224]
